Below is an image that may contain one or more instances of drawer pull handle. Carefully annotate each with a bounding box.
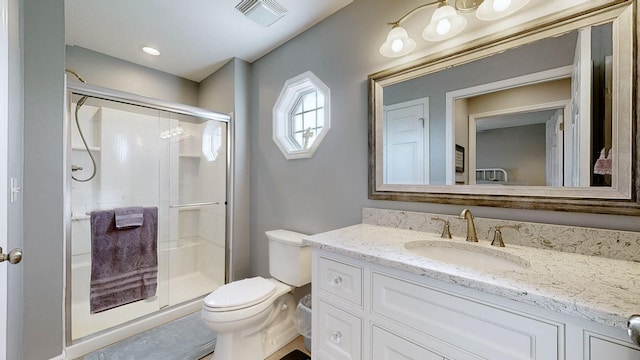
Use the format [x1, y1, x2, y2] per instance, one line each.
[330, 330, 343, 344]
[331, 275, 343, 288]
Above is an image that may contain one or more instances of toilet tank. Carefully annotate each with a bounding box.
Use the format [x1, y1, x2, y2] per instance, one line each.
[266, 229, 311, 287]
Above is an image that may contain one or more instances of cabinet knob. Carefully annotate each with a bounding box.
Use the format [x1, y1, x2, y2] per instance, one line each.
[628, 315, 640, 346]
[331, 275, 343, 288]
[330, 330, 343, 344]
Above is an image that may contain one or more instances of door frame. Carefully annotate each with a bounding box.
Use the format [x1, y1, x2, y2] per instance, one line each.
[467, 100, 571, 185]
[445, 65, 573, 185]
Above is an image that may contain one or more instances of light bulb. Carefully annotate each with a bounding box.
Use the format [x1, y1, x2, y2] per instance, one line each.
[436, 18, 452, 35]
[379, 26, 416, 57]
[493, 0, 511, 12]
[476, 0, 528, 21]
[423, 4, 466, 41]
[391, 39, 404, 53]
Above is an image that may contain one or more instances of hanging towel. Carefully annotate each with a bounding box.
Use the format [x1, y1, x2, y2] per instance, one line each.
[114, 206, 144, 228]
[594, 148, 612, 175]
[90, 207, 158, 314]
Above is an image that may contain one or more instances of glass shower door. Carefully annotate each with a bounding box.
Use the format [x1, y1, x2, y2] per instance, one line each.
[164, 113, 227, 306]
[68, 95, 227, 341]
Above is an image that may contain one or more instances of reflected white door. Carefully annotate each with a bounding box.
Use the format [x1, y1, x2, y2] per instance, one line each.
[546, 109, 564, 186]
[383, 98, 429, 185]
[569, 27, 592, 186]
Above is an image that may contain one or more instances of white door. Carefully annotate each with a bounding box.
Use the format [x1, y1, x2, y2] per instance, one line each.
[569, 27, 592, 187]
[0, 0, 9, 355]
[546, 109, 564, 186]
[383, 98, 429, 185]
[1, 1, 23, 358]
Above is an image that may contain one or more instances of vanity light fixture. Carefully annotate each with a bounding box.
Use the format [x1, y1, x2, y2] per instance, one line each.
[379, 0, 529, 57]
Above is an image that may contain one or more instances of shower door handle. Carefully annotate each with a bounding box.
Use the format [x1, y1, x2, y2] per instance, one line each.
[0, 246, 22, 264]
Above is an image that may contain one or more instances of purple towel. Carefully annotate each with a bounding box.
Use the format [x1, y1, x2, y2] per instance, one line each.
[90, 207, 158, 314]
[114, 206, 144, 228]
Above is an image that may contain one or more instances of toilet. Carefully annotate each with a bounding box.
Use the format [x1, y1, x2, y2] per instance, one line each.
[201, 229, 311, 360]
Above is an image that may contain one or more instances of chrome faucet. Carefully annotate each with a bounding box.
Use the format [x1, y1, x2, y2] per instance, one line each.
[459, 209, 478, 242]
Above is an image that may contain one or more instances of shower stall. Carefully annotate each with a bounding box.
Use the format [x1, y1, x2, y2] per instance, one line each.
[64, 80, 230, 356]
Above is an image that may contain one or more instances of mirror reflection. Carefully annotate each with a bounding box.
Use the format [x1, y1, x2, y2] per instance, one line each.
[382, 22, 613, 188]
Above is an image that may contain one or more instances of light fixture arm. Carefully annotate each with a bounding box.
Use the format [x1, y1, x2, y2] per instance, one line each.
[388, 0, 445, 27]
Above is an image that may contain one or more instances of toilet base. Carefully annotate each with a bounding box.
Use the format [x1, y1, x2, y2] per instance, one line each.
[209, 294, 298, 360]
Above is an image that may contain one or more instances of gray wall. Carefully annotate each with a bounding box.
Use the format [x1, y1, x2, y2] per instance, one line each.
[248, 0, 640, 278]
[66, 46, 199, 105]
[476, 124, 546, 186]
[23, 0, 65, 358]
[199, 58, 252, 281]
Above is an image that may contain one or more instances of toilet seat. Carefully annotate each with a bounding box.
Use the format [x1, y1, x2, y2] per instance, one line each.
[202, 278, 293, 325]
[203, 277, 276, 312]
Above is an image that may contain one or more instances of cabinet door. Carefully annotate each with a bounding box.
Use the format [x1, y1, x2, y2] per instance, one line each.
[590, 336, 640, 359]
[317, 299, 362, 360]
[372, 325, 444, 360]
[372, 273, 559, 360]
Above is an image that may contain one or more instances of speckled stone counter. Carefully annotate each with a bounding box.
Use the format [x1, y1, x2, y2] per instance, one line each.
[304, 223, 640, 330]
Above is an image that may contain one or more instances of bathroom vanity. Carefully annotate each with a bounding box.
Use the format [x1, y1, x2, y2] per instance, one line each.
[305, 220, 640, 360]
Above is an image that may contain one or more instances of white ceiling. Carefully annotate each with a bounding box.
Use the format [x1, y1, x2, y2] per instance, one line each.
[476, 109, 559, 132]
[65, 0, 353, 82]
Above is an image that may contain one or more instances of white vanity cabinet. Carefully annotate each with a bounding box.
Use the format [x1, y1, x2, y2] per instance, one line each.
[314, 255, 364, 360]
[311, 249, 639, 360]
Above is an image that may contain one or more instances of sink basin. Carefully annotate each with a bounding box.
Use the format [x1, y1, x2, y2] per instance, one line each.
[404, 241, 530, 271]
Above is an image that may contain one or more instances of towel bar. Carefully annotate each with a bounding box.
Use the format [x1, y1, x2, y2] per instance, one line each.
[84, 202, 221, 215]
[169, 201, 220, 208]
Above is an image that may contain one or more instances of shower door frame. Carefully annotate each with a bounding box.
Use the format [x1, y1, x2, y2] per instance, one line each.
[64, 80, 233, 353]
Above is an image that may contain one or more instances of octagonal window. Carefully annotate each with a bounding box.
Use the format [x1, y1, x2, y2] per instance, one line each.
[273, 71, 330, 159]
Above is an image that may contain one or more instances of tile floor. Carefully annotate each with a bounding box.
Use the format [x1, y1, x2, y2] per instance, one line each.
[198, 336, 310, 360]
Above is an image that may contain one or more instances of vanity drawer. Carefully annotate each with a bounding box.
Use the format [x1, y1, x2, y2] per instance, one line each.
[371, 272, 559, 360]
[372, 325, 444, 360]
[318, 256, 363, 306]
[317, 299, 362, 360]
[589, 335, 640, 359]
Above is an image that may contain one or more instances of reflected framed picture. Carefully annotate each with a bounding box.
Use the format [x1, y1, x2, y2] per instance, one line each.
[455, 145, 464, 173]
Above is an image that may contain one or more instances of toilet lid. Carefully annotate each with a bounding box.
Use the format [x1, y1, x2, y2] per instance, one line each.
[203, 277, 276, 310]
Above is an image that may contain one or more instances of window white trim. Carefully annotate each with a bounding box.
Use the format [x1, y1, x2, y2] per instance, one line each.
[273, 71, 330, 159]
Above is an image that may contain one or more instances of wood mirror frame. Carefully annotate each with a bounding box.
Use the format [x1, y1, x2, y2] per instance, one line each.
[368, 0, 639, 215]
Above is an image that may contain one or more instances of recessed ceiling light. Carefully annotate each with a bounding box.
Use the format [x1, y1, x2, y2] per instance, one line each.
[141, 46, 160, 56]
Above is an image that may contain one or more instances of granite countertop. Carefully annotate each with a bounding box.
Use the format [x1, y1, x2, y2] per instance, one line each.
[304, 223, 640, 330]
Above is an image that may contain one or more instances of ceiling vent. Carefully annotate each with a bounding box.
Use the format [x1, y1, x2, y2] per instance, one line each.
[236, 0, 287, 27]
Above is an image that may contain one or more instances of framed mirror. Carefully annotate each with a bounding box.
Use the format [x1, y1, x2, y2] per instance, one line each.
[369, 0, 638, 215]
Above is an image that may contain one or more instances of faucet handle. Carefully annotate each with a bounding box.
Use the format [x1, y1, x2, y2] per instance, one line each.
[491, 224, 521, 247]
[431, 217, 452, 239]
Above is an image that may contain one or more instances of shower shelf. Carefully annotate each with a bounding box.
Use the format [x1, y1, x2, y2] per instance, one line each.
[179, 153, 201, 159]
[71, 145, 101, 152]
[71, 213, 91, 221]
